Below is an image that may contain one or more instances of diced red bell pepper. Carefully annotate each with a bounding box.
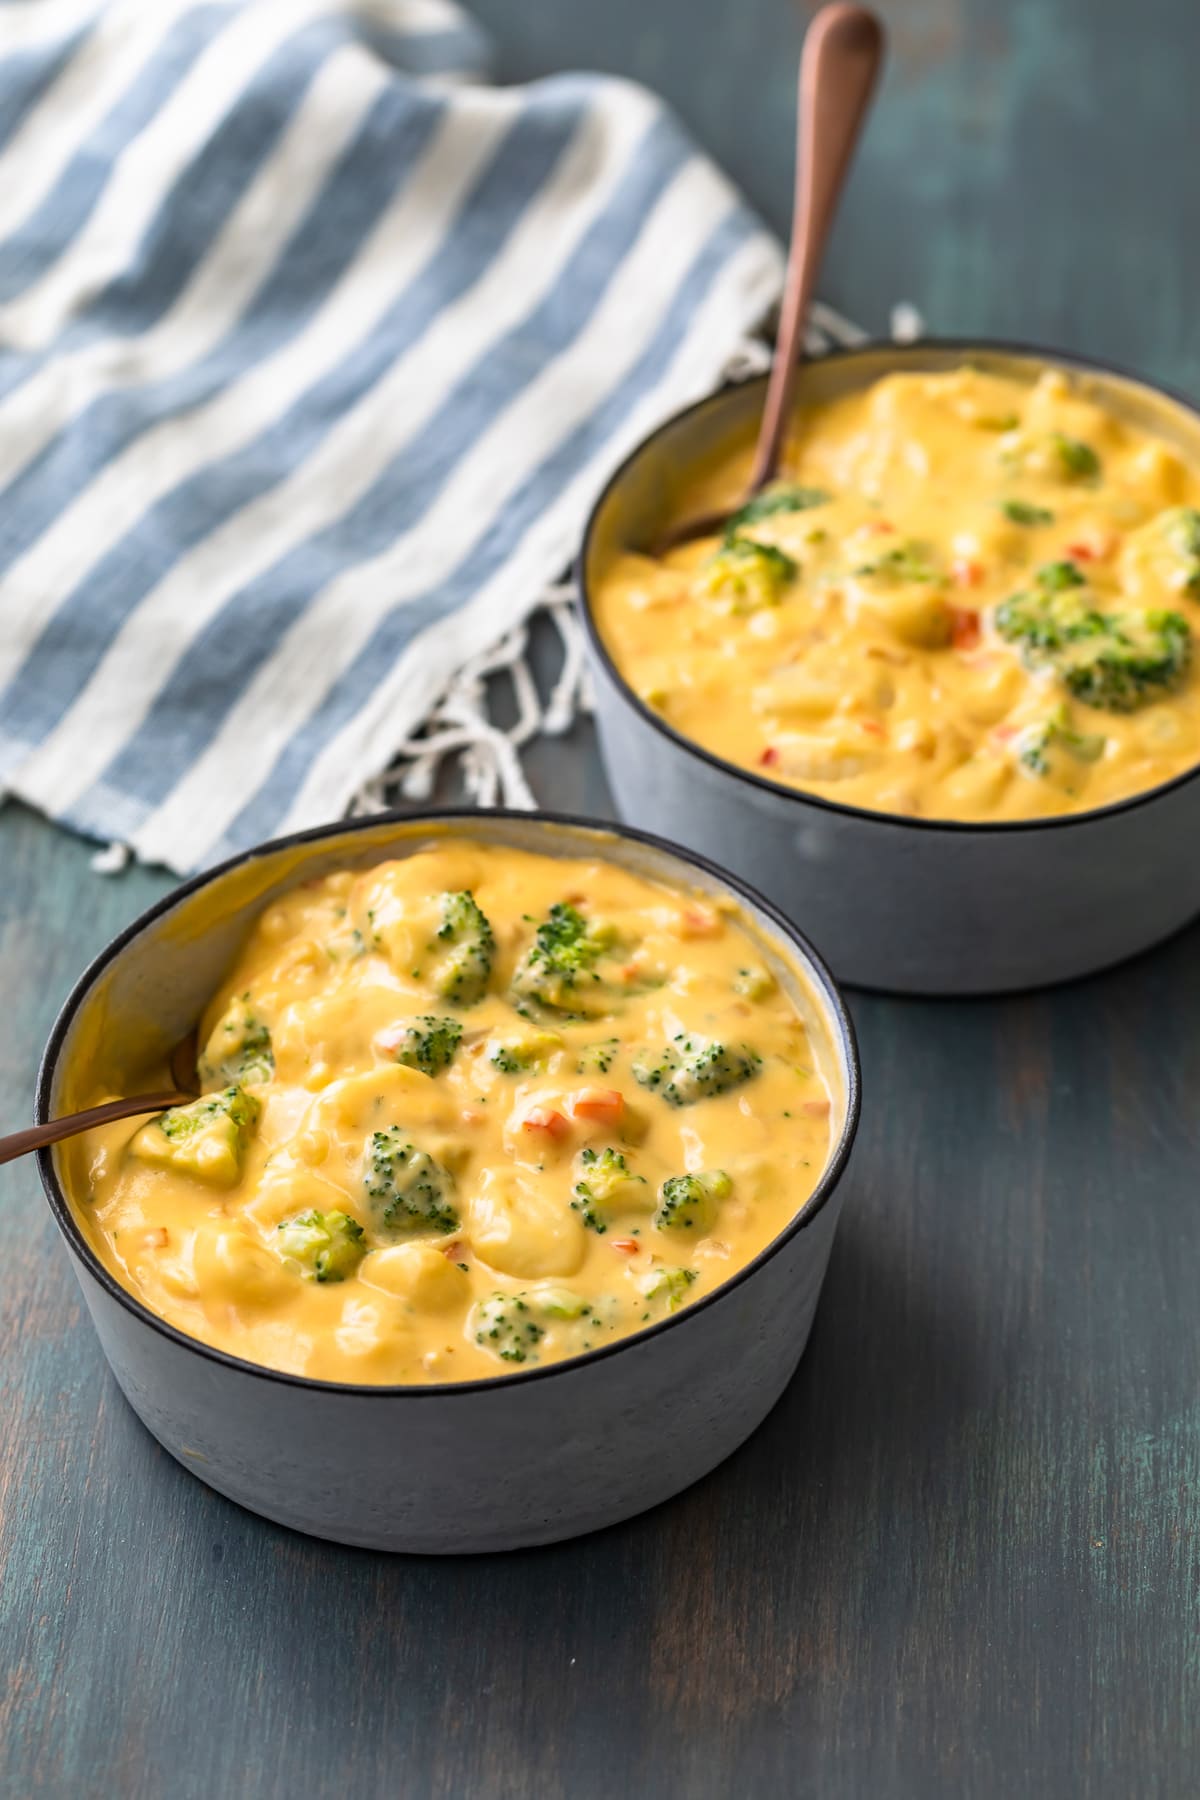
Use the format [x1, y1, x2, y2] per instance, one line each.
[521, 1107, 570, 1140]
[569, 1088, 625, 1125]
[950, 606, 982, 650]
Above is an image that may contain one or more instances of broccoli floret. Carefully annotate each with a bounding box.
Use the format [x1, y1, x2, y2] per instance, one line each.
[470, 1285, 598, 1364]
[363, 1127, 458, 1235]
[1041, 559, 1089, 594]
[733, 964, 776, 1000]
[1165, 506, 1200, 596]
[1015, 705, 1107, 777]
[198, 998, 274, 1087]
[631, 1044, 681, 1094]
[570, 1146, 647, 1233]
[996, 562, 1191, 712]
[158, 1085, 259, 1143]
[1050, 433, 1101, 481]
[536, 1286, 593, 1319]
[638, 1266, 698, 1313]
[995, 561, 1091, 651]
[575, 1038, 620, 1075]
[699, 534, 798, 612]
[136, 1085, 260, 1187]
[471, 1292, 544, 1363]
[511, 902, 618, 1016]
[725, 483, 830, 535]
[489, 1028, 563, 1074]
[853, 539, 942, 585]
[430, 891, 494, 1005]
[1058, 611, 1190, 710]
[277, 1209, 366, 1282]
[654, 1170, 732, 1234]
[665, 1040, 760, 1106]
[1001, 499, 1055, 527]
[387, 1015, 462, 1076]
[633, 1037, 760, 1106]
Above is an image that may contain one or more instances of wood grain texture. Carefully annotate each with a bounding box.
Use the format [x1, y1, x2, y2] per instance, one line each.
[4, 1, 1200, 1793]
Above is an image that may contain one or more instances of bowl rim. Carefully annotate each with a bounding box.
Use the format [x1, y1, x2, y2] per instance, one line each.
[576, 334, 1200, 835]
[36, 805, 861, 1399]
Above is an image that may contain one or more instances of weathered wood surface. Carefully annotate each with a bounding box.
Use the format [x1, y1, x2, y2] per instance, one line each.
[4, 1, 1200, 1793]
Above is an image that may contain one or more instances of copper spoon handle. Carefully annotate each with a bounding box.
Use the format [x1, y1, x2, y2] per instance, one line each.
[748, 3, 884, 493]
[0, 1092, 190, 1167]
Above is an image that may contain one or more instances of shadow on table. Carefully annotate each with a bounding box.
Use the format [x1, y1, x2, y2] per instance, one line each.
[166, 1204, 1004, 1790]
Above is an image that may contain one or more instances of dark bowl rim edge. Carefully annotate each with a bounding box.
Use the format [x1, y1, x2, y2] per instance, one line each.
[575, 335, 1200, 836]
[35, 805, 862, 1400]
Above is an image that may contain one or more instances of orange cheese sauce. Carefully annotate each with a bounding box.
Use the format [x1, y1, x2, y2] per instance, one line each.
[67, 841, 841, 1385]
[591, 366, 1200, 821]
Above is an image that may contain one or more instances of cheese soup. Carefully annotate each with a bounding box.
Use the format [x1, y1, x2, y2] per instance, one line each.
[68, 841, 840, 1385]
[591, 366, 1200, 821]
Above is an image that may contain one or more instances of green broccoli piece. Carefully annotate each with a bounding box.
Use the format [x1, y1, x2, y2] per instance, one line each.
[633, 1037, 760, 1106]
[363, 1127, 458, 1235]
[159, 1085, 259, 1143]
[725, 483, 830, 536]
[1016, 704, 1107, 777]
[1050, 433, 1101, 481]
[1057, 611, 1191, 711]
[1001, 499, 1055, 527]
[277, 1209, 366, 1282]
[972, 406, 1020, 432]
[472, 1292, 544, 1363]
[471, 1286, 599, 1364]
[198, 998, 274, 1087]
[570, 1146, 647, 1233]
[853, 539, 942, 584]
[995, 561, 1090, 648]
[996, 562, 1191, 712]
[575, 1038, 620, 1076]
[534, 1285, 593, 1319]
[639, 1266, 698, 1313]
[1041, 559, 1088, 594]
[488, 1027, 563, 1074]
[430, 891, 494, 1005]
[654, 1170, 732, 1234]
[666, 1040, 760, 1107]
[1165, 507, 1200, 597]
[511, 902, 618, 1016]
[630, 1043, 681, 1094]
[700, 534, 798, 611]
[733, 964, 776, 1000]
[995, 562, 1088, 644]
[137, 1085, 260, 1186]
[387, 1015, 462, 1076]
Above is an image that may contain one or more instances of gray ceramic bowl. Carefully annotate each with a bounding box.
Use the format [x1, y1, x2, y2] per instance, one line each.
[578, 340, 1200, 994]
[36, 809, 860, 1554]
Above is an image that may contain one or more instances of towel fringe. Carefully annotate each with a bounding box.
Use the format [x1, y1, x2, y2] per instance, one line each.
[347, 589, 593, 818]
[346, 304, 902, 825]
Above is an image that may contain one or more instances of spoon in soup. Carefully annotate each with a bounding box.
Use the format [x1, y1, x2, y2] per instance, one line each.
[654, 1, 884, 553]
[0, 1032, 199, 1167]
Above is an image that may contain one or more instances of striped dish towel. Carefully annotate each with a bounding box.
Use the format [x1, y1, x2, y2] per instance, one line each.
[0, 0, 801, 875]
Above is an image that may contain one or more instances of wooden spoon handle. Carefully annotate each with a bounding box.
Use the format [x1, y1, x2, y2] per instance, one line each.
[0, 1092, 190, 1167]
[748, 3, 885, 492]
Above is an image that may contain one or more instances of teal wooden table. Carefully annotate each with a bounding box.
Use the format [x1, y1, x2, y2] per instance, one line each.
[4, 2, 1200, 1793]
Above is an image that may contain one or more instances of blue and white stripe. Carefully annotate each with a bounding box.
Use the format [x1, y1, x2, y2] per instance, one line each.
[0, 0, 782, 873]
